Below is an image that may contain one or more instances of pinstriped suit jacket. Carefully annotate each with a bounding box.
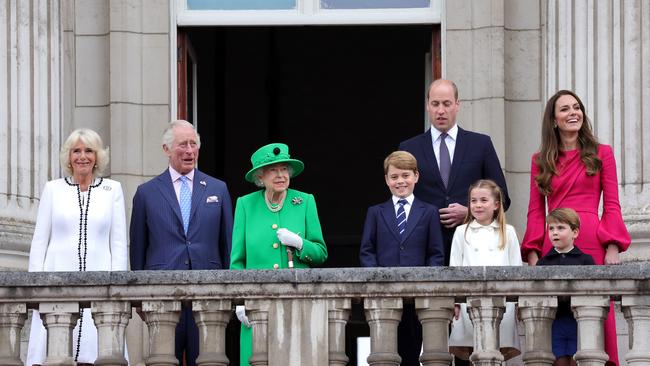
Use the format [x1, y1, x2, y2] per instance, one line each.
[129, 168, 233, 270]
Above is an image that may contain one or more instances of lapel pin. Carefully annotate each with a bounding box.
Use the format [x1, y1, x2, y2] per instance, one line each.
[200, 180, 206, 186]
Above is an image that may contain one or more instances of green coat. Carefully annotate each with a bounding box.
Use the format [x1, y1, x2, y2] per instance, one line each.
[230, 188, 327, 365]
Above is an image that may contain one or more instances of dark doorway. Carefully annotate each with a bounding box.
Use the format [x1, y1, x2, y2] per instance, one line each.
[182, 25, 438, 365]
[188, 24, 436, 267]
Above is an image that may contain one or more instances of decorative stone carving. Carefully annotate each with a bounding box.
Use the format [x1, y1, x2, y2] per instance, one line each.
[415, 297, 454, 366]
[142, 300, 181, 366]
[364, 298, 403, 366]
[327, 298, 351, 366]
[247, 299, 271, 366]
[192, 299, 231, 366]
[92, 301, 131, 366]
[0, 303, 27, 366]
[621, 295, 650, 366]
[39, 302, 80, 366]
[467, 296, 506, 366]
[518, 296, 557, 366]
[572, 296, 609, 366]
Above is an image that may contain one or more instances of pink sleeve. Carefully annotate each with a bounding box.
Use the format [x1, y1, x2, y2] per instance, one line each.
[596, 145, 631, 252]
[521, 154, 546, 262]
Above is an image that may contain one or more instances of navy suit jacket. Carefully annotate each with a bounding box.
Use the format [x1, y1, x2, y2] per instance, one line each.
[129, 169, 233, 271]
[359, 197, 444, 267]
[399, 127, 510, 263]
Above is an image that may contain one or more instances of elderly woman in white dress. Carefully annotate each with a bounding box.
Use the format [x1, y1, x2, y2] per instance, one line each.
[26, 128, 128, 366]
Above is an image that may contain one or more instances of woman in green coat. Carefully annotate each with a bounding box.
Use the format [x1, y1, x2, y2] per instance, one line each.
[231, 142, 328, 365]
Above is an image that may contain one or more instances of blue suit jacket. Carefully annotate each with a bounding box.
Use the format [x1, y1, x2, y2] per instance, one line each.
[359, 197, 444, 267]
[129, 169, 233, 271]
[399, 127, 510, 263]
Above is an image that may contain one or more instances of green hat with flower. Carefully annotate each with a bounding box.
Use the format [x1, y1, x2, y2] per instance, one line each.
[245, 143, 305, 183]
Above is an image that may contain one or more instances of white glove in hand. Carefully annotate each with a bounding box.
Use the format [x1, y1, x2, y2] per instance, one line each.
[276, 228, 303, 250]
[236, 305, 251, 328]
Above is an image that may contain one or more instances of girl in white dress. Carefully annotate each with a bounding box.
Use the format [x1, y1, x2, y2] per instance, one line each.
[26, 129, 128, 366]
[448, 179, 522, 361]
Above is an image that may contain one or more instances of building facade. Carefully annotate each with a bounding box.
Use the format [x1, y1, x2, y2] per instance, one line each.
[1, 0, 649, 364]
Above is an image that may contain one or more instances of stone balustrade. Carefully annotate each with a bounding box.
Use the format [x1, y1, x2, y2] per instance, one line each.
[1, 264, 649, 366]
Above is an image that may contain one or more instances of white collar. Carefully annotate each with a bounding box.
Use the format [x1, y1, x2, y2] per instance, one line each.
[169, 166, 195, 183]
[468, 219, 499, 229]
[430, 123, 459, 141]
[392, 194, 414, 206]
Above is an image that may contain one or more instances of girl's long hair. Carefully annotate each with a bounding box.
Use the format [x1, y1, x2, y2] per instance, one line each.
[535, 90, 601, 195]
[463, 179, 507, 250]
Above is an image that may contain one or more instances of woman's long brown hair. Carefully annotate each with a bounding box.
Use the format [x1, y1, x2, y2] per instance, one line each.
[535, 90, 602, 195]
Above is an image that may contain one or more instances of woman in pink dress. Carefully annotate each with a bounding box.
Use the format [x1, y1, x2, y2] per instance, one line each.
[521, 90, 630, 366]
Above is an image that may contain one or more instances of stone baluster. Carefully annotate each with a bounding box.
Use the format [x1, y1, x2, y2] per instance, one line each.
[0, 303, 27, 366]
[466, 296, 505, 366]
[572, 296, 609, 366]
[364, 298, 403, 366]
[518, 296, 557, 366]
[192, 299, 231, 366]
[327, 298, 351, 366]
[91, 301, 131, 366]
[142, 300, 182, 366]
[247, 299, 272, 366]
[621, 295, 650, 365]
[415, 297, 454, 366]
[39, 302, 80, 366]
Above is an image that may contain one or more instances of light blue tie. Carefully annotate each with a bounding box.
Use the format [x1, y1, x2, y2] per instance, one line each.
[396, 199, 408, 236]
[180, 176, 191, 234]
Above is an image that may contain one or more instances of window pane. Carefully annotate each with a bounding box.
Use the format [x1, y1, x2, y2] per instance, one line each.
[321, 0, 429, 9]
[187, 0, 296, 10]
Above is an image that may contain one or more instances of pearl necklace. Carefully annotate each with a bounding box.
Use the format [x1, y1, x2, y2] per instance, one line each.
[265, 192, 286, 213]
[64, 176, 103, 361]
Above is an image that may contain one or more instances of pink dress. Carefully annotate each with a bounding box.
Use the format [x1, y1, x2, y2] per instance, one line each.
[521, 144, 631, 365]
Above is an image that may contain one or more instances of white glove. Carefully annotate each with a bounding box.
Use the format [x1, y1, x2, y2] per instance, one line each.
[235, 305, 251, 328]
[276, 228, 303, 250]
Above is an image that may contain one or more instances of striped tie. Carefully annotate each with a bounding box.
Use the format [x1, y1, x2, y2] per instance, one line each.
[396, 199, 408, 236]
[180, 175, 191, 234]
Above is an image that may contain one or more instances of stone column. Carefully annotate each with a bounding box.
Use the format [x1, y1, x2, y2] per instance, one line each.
[0, 0, 63, 271]
[247, 299, 272, 366]
[327, 298, 351, 366]
[39, 302, 80, 366]
[142, 300, 181, 366]
[415, 297, 454, 366]
[518, 296, 557, 366]
[192, 300, 231, 366]
[572, 296, 609, 366]
[364, 298, 403, 366]
[621, 295, 650, 365]
[92, 301, 131, 366]
[0, 303, 27, 366]
[466, 296, 505, 366]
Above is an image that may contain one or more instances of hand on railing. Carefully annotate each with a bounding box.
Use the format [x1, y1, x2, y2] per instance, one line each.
[236, 305, 251, 328]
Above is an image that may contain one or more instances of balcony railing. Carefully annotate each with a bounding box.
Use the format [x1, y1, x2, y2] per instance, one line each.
[1, 264, 649, 366]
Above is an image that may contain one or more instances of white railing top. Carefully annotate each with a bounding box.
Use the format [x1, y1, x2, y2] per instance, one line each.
[0, 264, 648, 305]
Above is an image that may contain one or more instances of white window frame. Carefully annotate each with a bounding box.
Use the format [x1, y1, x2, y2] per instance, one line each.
[176, 0, 441, 26]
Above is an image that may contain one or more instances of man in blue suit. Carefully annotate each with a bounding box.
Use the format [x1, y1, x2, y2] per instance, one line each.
[360, 150, 444, 366]
[399, 79, 510, 265]
[130, 120, 233, 366]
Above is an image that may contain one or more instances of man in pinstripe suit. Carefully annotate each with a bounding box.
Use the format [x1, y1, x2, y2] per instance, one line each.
[130, 120, 233, 366]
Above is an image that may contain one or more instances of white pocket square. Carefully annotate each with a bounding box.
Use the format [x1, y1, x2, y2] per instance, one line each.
[206, 195, 219, 203]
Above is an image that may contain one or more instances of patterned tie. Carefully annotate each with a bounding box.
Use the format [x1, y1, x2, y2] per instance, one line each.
[396, 199, 408, 236]
[179, 175, 191, 234]
[439, 132, 451, 188]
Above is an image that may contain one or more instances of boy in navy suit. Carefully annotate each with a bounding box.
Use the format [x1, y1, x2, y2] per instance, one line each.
[360, 150, 444, 365]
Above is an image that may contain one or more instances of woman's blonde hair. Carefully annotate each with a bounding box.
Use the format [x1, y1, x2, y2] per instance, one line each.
[60, 128, 109, 177]
[463, 179, 507, 250]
